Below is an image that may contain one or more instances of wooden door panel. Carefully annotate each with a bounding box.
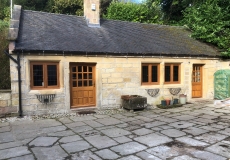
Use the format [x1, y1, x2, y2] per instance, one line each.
[192, 65, 203, 98]
[70, 64, 96, 107]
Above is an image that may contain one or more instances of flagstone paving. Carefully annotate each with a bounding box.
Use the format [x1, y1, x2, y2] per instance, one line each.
[1, 101, 230, 159]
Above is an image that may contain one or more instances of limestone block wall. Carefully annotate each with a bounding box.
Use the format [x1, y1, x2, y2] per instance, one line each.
[9, 54, 229, 115]
[0, 90, 17, 115]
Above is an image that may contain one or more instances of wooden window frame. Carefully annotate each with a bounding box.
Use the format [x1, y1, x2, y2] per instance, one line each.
[30, 62, 59, 89]
[164, 63, 181, 84]
[141, 63, 160, 85]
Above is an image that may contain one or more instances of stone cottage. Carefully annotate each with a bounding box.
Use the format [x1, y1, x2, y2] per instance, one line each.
[6, 1, 229, 115]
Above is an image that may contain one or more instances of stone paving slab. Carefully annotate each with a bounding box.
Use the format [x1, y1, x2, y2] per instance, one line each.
[0, 126, 11, 132]
[59, 135, 82, 143]
[31, 145, 68, 160]
[132, 128, 153, 136]
[136, 151, 162, 160]
[9, 154, 35, 160]
[172, 115, 197, 121]
[100, 127, 131, 138]
[95, 149, 120, 159]
[205, 142, 230, 158]
[171, 155, 200, 160]
[29, 137, 58, 147]
[134, 133, 173, 147]
[47, 130, 75, 137]
[96, 117, 122, 125]
[113, 136, 132, 143]
[168, 121, 195, 129]
[141, 121, 166, 128]
[191, 150, 227, 160]
[84, 135, 118, 149]
[176, 137, 209, 146]
[0, 146, 30, 159]
[0, 132, 14, 143]
[71, 150, 102, 160]
[118, 155, 142, 160]
[194, 133, 228, 144]
[61, 140, 92, 153]
[161, 129, 186, 138]
[0, 141, 22, 150]
[182, 127, 209, 136]
[111, 142, 147, 155]
[146, 145, 179, 159]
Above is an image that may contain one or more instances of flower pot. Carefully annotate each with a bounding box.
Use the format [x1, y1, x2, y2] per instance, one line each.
[179, 94, 187, 104]
[173, 98, 179, 104]
[165, 99, 171, 106]
[161, 100, 166, 106]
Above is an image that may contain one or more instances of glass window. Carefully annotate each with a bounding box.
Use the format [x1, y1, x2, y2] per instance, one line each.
[141, 63, 159, 85]
[164, 64, 180, 84]
[30, 62, 59, 89]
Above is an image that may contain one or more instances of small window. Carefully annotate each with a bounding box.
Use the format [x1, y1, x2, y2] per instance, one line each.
[164, 63, 180, 84]
[141, 63, 160, 85]
[30, 62, 59, 89]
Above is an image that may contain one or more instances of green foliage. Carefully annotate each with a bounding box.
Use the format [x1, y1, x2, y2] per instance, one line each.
[50, 0, 83, 15]
[161, 0, 205, 24]
[0, 0, 10, 21]
[14, 0, 49, 11]
[181, 0, 230, 56]
[100, 0, 113, 16]
[105, 1, 162, 23]
[0, 20, 10, 89]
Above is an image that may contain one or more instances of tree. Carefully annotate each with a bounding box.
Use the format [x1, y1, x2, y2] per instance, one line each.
[181, 0, 230, 56]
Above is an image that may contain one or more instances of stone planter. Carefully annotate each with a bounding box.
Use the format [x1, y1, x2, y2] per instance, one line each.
[121, 95, 147, 110]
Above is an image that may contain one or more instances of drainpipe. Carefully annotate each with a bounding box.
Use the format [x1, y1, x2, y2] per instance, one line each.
[4, 50, 23, 117]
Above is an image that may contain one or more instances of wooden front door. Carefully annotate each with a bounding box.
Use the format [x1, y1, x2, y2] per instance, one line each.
[192, 64, 203, 98]
[70, 64, 96, 108]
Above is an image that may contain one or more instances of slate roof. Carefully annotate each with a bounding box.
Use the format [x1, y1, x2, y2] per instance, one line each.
[14, 10, 219, 57]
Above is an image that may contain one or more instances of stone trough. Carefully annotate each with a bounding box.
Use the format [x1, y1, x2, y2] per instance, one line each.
[121, 95, 147, 110]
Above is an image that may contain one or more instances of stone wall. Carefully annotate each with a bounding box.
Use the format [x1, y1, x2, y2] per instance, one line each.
[9, 54, 229, 115]
[0, 90, 17, 116]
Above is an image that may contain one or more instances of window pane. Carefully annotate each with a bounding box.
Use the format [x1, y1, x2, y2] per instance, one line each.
[73, 81, 77, 87]
[89, 67, 92, 72]
[78, 66, 82, 72]
[72, 67, 76, 72]
[84, 80, 88, 86]
[173, 66, 179, 81]
[89, 80, 93, 86]
[78, 73, 82, 79]
[165, 66, 170, 82]
[151, 66, 158, 82]
[142, 66, 148, 82]
[72, 73, 76, 79]
[78, 81, 82, 87]
[33, 65, 43, 86]
[83, 66, 87, 72]
[47, 65, 57, 86]
[89, 73, 92, 79]
[83, 73, 87, 79]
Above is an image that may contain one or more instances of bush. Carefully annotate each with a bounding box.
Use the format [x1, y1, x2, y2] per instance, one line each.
[105, 1, 162, 24]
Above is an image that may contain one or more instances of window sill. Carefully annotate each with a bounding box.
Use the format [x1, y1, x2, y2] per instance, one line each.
[28, 88, 63, 95]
